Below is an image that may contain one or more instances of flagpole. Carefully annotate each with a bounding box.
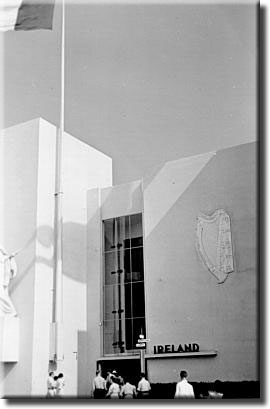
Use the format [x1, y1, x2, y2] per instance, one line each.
[52, 0, 65, 362]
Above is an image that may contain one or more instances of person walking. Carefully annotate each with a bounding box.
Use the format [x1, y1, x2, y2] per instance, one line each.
[106, 376, 121, 399]
[120, 378, 137, 399]
[106, 371, 113, 390]
[137, 372, 151, 398]
[92, 370, 106, 399]
[46, 372, 55, 398]
[174, 370, 195, 398]
[55, 373, 65, 397]
[111, 369, 122, 384]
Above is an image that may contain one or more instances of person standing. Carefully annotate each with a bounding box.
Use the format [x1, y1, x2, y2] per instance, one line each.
[55, 373, 65, 397]
[174, 370, 195, 398]
[120, 378, 137, 399]
[106, 376, 121, 399]
[106, 371, 113, 390]
[46, 372, 55, 398]
[111, 370, 121, 384]
[92, 370, 106, 399]
[137, 372, 151, 398]
[53, 376, 58, 397]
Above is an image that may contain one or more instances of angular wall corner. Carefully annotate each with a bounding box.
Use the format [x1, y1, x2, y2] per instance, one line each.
[0, 316, 20, 362]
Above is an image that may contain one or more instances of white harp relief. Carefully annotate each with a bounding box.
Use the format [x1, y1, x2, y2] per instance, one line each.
[195, 209, 234, 284]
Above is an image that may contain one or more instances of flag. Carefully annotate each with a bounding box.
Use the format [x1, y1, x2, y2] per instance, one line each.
[0, 0, 55, 31]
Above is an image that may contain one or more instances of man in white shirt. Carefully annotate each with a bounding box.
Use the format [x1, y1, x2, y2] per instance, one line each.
[92, 370, 106, 398]
[120, 378, 137, 399]
[137, 372, 151, 398]
[46, 371, 55, 398]
[174, 370, 195, 398]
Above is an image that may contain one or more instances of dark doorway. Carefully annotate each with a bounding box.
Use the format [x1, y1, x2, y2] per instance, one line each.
[98, 358, 142, 387]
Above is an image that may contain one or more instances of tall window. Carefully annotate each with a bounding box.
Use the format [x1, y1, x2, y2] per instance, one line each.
[103, 214, 146, 354]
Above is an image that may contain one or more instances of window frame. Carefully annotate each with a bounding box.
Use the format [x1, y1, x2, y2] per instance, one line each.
[102, 213, 146, 356]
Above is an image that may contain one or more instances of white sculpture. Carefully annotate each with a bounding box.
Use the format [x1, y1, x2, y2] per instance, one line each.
[0, 246, 17, 316]
[196, 209, 234, 284]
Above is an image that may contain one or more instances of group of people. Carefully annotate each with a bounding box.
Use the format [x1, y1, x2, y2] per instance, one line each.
[46, 371, 65, 398]
[92, 370, 151, 399]
[46, 368, 222, 399]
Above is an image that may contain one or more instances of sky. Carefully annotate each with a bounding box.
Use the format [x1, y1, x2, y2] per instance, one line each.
[0, 0, 257, 185]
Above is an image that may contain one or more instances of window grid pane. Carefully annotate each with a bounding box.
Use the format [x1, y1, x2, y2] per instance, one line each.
[103, 214, 145, 354]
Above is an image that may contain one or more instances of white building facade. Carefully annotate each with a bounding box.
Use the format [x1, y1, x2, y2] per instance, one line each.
[0, 119, 258, 397]
[88, 141, 258, 389]
[0, 119, 112, 397]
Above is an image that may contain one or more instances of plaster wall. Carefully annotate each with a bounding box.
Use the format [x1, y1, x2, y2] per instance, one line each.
[0, 118, 112, 397]
[86, 142, 257, 386]
[143, 142, 257, 383]
[0, 119, 40, 397]
[101, 180, 143, 220]
[57, 122, 112, 397]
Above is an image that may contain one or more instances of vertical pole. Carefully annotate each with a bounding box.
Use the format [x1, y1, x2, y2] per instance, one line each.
[138, 333, 146, 373]
[140, 349, 145, 373]
[52, 0, 65, 362]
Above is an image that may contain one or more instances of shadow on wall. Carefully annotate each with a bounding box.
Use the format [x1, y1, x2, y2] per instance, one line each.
[0, 362, 16, 389]
[9, 221, 90, 297]
[9, 179, 144, 295]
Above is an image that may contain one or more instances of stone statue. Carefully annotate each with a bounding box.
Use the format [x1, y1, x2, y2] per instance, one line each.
[0, 245, 17, 316]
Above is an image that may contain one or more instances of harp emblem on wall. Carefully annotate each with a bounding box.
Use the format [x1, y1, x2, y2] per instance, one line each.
[195, 209, 234, 284]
